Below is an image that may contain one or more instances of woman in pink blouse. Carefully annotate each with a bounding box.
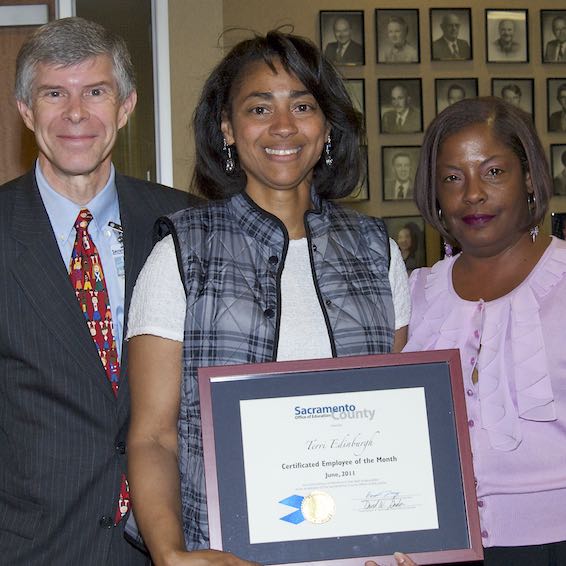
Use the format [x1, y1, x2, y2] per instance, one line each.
[405, 96, 566, 565]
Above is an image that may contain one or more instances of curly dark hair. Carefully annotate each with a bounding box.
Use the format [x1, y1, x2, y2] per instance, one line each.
[414, 96, 551, 243]
[192, 30, 363, 200]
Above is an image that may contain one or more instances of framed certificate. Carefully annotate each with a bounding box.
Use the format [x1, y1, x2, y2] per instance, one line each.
[199, 350, 483, 565]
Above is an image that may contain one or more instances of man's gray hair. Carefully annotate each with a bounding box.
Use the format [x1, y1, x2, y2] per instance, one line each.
[15, 17, 135, 105]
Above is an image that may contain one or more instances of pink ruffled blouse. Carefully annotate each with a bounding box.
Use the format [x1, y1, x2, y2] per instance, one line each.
[404, 237, 566, 547]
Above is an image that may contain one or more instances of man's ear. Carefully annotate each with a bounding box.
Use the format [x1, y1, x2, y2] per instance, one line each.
[118, 90, 137, 130]
[16, 100, 36, 132]
[220, 112, 235, 145]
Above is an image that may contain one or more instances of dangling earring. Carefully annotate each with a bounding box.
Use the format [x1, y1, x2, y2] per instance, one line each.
[527, 193, 538, 243]
[223, 138, 235, 174]
[324, 135, 333, 167]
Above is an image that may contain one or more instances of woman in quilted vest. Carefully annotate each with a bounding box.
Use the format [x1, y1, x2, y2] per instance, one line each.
[126, 30, 414, 566]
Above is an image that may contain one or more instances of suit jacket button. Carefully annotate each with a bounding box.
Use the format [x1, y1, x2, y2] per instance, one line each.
[99, 515, 113, 528]
[115, 441, 126, 454]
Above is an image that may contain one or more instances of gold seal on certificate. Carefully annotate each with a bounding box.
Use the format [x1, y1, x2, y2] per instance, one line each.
[301, 491, 335, 524]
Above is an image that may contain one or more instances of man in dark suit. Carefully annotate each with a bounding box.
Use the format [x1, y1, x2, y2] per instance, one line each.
[381, 84, 422, 134]
[0, 17, 199, 565]
[323, 16, 364, 65]
[432, 13, 471, 60]
[544, 16, 566, 62]
[385, 152, 414, 200]
[549, 83, 566, 133]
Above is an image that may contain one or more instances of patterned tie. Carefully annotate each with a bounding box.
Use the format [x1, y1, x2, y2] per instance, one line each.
[69, 209, 129, 524]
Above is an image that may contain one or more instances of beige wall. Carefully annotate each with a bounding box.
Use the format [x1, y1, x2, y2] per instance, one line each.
[171, 0, 566, 263]
[169, 0, 224, 190]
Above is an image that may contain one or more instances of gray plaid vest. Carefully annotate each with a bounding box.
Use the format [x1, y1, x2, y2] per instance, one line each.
[158, 190, 394, 550]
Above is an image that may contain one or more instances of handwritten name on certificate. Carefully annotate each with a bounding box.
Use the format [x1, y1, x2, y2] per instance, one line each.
[239, 388, 438, 544]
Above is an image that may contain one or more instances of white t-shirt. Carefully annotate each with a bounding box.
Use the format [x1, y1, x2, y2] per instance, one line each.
[127, 235, 410, 359]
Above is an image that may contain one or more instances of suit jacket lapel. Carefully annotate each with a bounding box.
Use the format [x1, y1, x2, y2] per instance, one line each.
[10, 171, 116, 402]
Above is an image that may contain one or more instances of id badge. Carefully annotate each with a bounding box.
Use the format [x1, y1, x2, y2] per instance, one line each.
[112, 242, 125, 279]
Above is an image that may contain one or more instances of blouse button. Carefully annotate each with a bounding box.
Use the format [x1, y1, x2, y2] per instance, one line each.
[466, 389, 474, 396]
[481, 530, 489, 539]
[264, 308, 275, 319]
[268, 255, 278, 265]
[468, 419, 475, 428]
[312, 244, 317, 252]
[477, 500, 484, 508]
[325, 299, 332, 307]
[473, 330, 480, 339]
[470, 357, 475, 365]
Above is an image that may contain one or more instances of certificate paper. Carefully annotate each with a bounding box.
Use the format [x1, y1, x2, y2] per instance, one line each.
[240, 388, 439, 544]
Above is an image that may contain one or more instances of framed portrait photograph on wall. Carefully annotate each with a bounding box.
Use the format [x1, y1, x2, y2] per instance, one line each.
[430, 8, 472, 61]
[551, 144, 566, 196]
[541, 10, 566, 63]
[435, 78, 478, 115]
[384, 216, 427, 275]
[375, 9, 420, 64]
[491, 78, 534, 117]
[343, 79, 366, 127]
[340, 145, 369, 202]
[378, 78, 423, 134]
[381, 146, 420, 202]
[485, 9, 528, 63]
[551, 212, 566, 240]
[320, 11, 365, 66]
[547, 78, 566, 133]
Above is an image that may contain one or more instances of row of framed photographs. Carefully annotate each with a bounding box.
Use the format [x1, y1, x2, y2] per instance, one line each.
[320, 9, 566, 65]
[344, 78, 566, 134]
[347, 143, 566, 203]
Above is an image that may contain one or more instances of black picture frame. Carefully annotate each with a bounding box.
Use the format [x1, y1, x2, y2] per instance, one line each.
[430, 8, 473, 61]
[378, 78, 423, 134]
[343, 78, 366, 127]
[381, 145, 420, 202]
[491, 78, 534, 117]
[199, 350, 483, 565]
[435, 78, 478, 115]
[547, 78, 566, 133]
[320, 10, 365, 66]
[384, 216, 427, 275]
[485, 9, 529, 63]
[541, 10, 566, 64]
[551, 212, 566, 240]
[551, 144, 566, 196]
[375, 9, 420, 64]
[340, 145, 369, 202]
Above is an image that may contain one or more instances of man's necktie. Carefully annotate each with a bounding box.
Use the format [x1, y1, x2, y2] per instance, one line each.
[397, 183, 406, 199]
[69, 209, 129, 524]
[559, 43, 565, 61]
[451, 42, 459, 57]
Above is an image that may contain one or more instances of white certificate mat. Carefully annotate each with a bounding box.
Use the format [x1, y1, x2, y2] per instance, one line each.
[240, 388, 438, 544]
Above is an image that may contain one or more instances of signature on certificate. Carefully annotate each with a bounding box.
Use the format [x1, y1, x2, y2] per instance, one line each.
[359, 490, 407, 511]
